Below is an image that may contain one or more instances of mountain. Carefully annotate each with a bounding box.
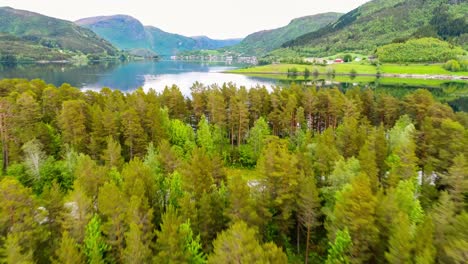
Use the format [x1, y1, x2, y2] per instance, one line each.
[230, 12, 342, 55]
[76, 15, 242, 56]
[282, 0, 468, 56]
[191, 36, 243, 50]
[0, 7, 118, 60]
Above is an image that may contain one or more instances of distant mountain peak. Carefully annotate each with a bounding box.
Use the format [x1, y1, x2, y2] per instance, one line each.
[75, 15, 242, 56]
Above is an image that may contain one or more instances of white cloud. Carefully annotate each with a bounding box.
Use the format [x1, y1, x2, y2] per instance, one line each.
[0, 0, 371, 39]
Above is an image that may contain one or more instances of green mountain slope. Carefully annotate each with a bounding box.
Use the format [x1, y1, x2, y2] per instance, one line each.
[282, 0, 468, 56]
[0, 6, 118, 60]
[76, 15, 242, 56]
[230, 12, 342, 55]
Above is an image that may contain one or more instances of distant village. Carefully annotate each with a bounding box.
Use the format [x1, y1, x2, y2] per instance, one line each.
[171, 54, 258, 65]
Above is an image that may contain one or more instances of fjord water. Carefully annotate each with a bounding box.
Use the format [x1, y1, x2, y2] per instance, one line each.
[0, 61, 276, 94]
[0, 60, 466, 111]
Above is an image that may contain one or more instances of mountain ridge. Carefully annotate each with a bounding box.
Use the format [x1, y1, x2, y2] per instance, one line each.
[0, 6, 119, 60]
[76, 15, 243, 56]
[281, 0, 468, 56]
[228, 12, 342, 55]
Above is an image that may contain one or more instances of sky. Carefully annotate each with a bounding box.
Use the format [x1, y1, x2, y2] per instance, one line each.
[0, 0, 371, 39]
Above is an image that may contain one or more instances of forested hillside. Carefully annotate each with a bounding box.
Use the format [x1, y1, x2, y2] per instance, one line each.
[0, 7, 118, 61]
[282, 0, 468, 56]
[0, 79, 467, 263]
[229, 13, 342, 55]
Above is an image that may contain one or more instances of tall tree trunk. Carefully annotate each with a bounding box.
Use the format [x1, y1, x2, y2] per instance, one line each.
[297, 222, 300, 253]
[305, 226, 310, 264]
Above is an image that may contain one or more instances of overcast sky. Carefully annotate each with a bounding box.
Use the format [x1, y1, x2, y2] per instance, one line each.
[0, 0, 371, 39]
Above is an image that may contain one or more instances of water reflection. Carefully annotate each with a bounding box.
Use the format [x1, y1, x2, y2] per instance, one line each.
[0, 61, 466, 110]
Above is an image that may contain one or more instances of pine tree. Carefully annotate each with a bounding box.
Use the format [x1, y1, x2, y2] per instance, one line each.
[225, 174, 261, 229]
[13, 91, 41, 144]
[58, 100, 88, 152]
[298, 176, 321, 264]
[101, 136, 124, 169]
[315, 128, 341, 178]
[123, 193, 154, 264]
[385, 212, 413, 264]
[0, 177, 41, 256]
[413, 215, 436, 264]
[257, 138, 299, 240]
[121, 108, 147, 159]
[246, 117, 270, 162]
[208, 221, 286, 264]
[432, 192, 456, 263]
[325, 228, 352, 264]
[444, 154, 467, 212]
[123, 222, 152, 264]
[358, 133, 379, 192]
[196, 115, 215, 155]
[61, 183, 92, 243]
[154, 206, 205, 263]
[329, 173, 378, 263]
[98, 181, 127, 262]
[1, 232, 34, 264]
[52, 231, 84, 264]
[83, 215, 108, 264]
[74, 154, 108, 205]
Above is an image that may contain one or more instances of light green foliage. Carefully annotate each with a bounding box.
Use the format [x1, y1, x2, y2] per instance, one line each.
[329, 173, 378, 263]
[170, 119, 196, 155]
[325, 228, 352, 264]
[329, 157, 361, 191]
[444, 59, 462, 72]
[376, 38, 465, 63]
[154, 207, 205, 264]
[246, 117, 270, 162]
[386, 115, 418, 187]
[22, 139, 46, 179]
[394, 180, 424, 225]
[196, 115, 215, 155]
[83, 215, 108, 264]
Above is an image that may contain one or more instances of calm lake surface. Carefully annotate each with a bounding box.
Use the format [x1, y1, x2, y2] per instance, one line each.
[0, 60, 467, 111]
[0, 61, 276, 94]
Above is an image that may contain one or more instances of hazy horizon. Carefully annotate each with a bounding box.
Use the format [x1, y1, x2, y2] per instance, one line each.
[0, 0, 371, 39]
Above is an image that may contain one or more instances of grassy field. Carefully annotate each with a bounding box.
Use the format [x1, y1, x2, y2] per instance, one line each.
[229, 63, 468, 76]
[380, 64, 468, 76]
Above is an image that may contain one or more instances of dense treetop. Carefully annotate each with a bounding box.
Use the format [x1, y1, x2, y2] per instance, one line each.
[0, 78, 466, 263]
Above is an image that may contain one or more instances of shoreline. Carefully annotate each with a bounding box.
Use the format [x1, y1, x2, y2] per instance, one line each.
[226, 71, 468, 81]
